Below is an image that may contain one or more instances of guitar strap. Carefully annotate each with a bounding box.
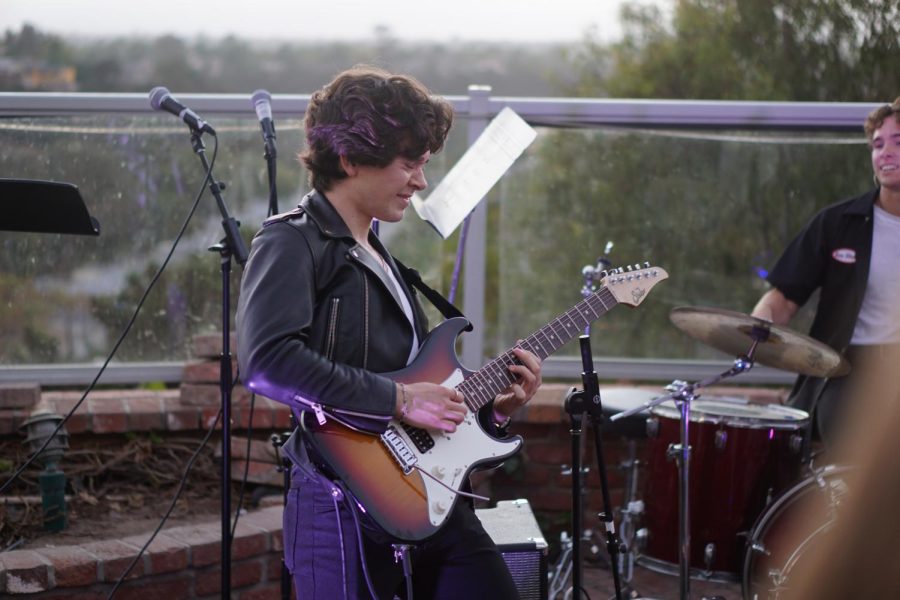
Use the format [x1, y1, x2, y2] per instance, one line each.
[393, 257, 472, 330]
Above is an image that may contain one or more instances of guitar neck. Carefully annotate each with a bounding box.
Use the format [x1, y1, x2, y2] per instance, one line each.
[457, 286, 618, 411]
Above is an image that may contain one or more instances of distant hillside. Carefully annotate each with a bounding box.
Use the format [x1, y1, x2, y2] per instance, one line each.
[1, 24, 586, 96]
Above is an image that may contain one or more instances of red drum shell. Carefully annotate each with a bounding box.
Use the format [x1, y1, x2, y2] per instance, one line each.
[640, 398, 810, 578]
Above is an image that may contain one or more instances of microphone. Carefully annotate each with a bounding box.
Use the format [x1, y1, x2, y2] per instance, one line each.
[251, 89, 277, 157]
[148, 86, 216, 135]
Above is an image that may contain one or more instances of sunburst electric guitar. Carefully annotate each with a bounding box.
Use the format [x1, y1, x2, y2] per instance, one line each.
[302, 265, 668, 541]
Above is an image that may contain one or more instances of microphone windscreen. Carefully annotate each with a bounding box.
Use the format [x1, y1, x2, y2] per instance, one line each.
[251, 89, 273, 121]
[148, 86, 171, 110]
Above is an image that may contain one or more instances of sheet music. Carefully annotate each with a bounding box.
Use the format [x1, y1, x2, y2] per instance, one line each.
[412, 107, 537, 239]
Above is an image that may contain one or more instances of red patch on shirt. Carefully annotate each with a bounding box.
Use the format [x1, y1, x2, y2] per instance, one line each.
[831, 248, 856, 264]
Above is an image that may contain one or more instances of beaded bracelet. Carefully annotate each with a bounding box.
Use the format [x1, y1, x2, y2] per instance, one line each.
[398, 383, 410, 418]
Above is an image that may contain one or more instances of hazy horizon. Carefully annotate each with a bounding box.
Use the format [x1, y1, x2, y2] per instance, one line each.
[1, 0, 666, 44]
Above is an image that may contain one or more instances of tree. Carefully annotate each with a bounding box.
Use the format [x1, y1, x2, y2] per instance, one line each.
[567, 0, 899, 101]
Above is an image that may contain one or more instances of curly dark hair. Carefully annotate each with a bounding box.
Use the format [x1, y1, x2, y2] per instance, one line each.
[864, 96, 900, 141]
[300, 65, 454, 191]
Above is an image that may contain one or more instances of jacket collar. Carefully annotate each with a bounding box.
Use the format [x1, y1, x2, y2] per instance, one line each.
[844, 187, 879, 216]
[299, 189, 424, 338]
[299, 190, 355, 240]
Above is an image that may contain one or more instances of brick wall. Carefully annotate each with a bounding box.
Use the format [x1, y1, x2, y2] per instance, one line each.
[0, 505, 285, 598]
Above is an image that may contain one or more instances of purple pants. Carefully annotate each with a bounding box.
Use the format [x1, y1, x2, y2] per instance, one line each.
[285, 465, 520, 600]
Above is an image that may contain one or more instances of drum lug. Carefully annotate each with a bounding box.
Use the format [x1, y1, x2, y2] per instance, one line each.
[645, 416, 659, 438]
[666, 444, 691, 464]
[703, 542, 716, 572]
[750, 540, 771, 556]
[789, 433, 804, 454]
[714, 428, 727, 450]
[635, 527, 649, 552]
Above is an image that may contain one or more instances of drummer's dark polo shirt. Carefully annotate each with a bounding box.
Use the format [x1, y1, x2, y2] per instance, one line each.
[765, 188, 877, 413]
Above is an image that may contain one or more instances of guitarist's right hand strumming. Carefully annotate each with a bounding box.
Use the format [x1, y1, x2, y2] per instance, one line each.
[394, 381, 468, 432]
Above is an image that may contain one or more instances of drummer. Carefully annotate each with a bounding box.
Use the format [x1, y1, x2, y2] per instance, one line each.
[752, 97, 900, 448]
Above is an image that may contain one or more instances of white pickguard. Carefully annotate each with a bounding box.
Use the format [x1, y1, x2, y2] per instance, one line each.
[391, 368, 522, 526]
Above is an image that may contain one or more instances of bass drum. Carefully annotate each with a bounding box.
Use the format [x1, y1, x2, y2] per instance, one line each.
[742, 464, 853, 600]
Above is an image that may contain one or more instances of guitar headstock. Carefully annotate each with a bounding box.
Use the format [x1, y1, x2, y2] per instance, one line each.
[600, 264, 669, 307]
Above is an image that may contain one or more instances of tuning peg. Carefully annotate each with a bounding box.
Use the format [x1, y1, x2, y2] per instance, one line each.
[643, 261, 650, 268]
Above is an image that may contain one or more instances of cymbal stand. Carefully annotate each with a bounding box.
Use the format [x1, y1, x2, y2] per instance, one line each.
[610, 326, 768, 599]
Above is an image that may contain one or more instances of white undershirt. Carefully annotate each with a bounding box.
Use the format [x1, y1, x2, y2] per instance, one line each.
[383, 263, 421, 365]
[850, 204, 900, 345]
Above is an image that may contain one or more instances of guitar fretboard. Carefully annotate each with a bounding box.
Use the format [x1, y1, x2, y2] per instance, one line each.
[457, 286, 618, 411]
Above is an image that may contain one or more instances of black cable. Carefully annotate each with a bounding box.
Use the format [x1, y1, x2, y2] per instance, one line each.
[106, 405, 224, 599]
[331, 484, 349, 600]
[230, 387, 256, 539]
[338, 480, 380, 600]
[0, 134, 219, 497]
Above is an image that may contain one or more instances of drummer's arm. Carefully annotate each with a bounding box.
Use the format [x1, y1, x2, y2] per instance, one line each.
[752, 288, 799, 326]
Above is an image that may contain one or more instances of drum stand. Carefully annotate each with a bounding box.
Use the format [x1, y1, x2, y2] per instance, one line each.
[563, 335, 626, 600]
[611, 326, 769, 599]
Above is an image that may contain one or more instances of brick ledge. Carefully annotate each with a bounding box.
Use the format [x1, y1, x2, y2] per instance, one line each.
[0, 503, 284, 596]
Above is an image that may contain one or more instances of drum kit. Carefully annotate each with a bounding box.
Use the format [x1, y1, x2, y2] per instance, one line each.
[598, 305, 851, 600]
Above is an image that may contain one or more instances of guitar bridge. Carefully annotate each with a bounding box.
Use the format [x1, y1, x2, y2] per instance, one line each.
[381, 425, 418, 474]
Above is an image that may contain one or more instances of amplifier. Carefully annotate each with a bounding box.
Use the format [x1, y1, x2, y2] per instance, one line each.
[476, 499, 548, 600]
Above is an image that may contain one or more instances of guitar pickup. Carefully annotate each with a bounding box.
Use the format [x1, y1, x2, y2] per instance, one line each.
[381, 425, 418, 474]
[401, 423, 436, 453]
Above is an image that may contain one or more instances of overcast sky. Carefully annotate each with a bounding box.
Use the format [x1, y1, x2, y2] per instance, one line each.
[1, 0, 663, 44]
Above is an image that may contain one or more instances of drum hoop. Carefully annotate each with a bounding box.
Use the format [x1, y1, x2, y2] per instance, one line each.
[741, 464, 853, 597]
[650, 401, 809, 429]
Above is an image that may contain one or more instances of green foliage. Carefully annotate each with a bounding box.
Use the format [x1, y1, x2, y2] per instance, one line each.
[567, 0, 899, 101]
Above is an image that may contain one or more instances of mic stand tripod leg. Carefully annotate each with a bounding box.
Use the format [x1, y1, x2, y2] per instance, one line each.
[563, 335, 624, 600]
[586, 401, 626, 600]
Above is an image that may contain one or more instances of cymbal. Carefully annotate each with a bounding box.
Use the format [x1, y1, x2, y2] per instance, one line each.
[670, 306, 850, 378]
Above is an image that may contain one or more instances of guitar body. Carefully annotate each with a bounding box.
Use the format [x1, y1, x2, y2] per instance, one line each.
[301, 265, 668, 541]
[302, 318, 523, 541]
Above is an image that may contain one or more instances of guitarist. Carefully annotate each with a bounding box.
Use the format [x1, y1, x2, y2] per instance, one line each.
[236, 65, 543, 600]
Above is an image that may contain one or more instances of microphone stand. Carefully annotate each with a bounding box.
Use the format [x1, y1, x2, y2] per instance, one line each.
[257, 125, 295, 600]
[263, 135, 278, 216]
[563, 336, 624, 600]
[189, 130, 249, 599]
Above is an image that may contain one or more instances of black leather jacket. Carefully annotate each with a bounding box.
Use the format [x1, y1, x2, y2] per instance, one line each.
[236, 190, 431, 434]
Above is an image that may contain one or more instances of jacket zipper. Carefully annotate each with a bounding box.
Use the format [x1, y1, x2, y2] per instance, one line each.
[325, 297, 341, 361]
[363, 275, 370, 369]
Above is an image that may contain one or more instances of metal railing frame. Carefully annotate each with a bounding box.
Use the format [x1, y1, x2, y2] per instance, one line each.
[0, 90, 877, 386]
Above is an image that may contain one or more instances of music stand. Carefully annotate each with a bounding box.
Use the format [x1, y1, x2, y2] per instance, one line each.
[1, 179, 100, 236]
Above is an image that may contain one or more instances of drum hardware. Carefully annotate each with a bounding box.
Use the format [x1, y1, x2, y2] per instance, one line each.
[703, 543, 716, 573]
[714, 429, 727, 450]
[611, 306, 847, 600]
[616, 439, 644, 587]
